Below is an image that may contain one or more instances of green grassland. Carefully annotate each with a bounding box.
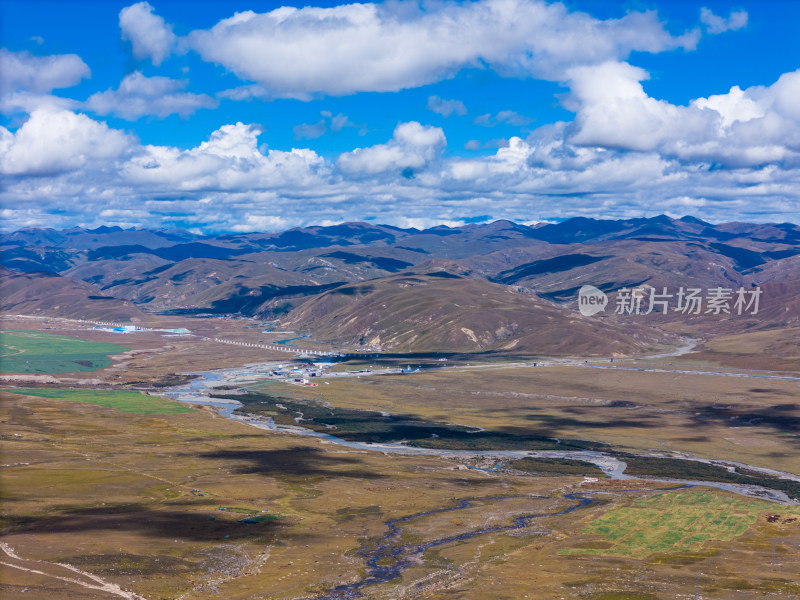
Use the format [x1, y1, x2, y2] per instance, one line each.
[564, 489, 800, 559]
[3, 388, 194, 414]
[0, 330, 129, 373]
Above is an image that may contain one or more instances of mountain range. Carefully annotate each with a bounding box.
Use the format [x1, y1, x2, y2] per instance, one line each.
[3, 215, 798, 355]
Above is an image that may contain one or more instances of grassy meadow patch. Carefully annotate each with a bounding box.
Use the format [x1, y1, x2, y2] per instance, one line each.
[563, 489, 800, 559]
[0, 330, 129, 373]
[3, 388, 193, 414]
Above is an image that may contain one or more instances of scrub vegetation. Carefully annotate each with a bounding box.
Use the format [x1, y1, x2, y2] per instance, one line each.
[221, 390, 604, 451]
[618, 454, 800, 501]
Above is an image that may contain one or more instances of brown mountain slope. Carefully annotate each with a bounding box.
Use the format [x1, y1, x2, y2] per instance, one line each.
[65, 247, 427, 313]
[661, 280, 800, 371]
[465, 240, 747, 301]
[614, 279, 800, 333]
[0, 269, 147, 322]
[91, 258, 312, 309]
[65, 255, 172, 289]
[280, 272, 673, 356]
[744, 254, 800, 284]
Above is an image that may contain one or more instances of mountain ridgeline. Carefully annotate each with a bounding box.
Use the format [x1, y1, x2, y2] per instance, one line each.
[3, 216, 799, 355]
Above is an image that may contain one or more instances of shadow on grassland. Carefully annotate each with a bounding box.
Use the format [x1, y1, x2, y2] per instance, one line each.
[216, 392, 606, 451]
[691, 403, 799, 434]
[197, 446, 386, 480]
[4, 503, 296, 542]
[515, 411, 660, 430]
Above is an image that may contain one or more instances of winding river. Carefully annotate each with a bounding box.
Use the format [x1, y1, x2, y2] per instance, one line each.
[310, 484, 697, 600]
[316, 492, 598, 599]
[161, 365, 799, 505]
[155, 348, 800, 598]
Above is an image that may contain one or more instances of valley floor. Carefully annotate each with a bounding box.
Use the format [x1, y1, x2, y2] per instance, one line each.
[1, 316, 799, 599]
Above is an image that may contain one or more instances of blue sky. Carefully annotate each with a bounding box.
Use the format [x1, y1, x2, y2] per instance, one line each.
[1, 0, 798, 232]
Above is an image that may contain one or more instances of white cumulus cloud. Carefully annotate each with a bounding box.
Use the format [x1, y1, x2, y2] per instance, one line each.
[85, 71, 218, 120]
[0, 109, 132, 176]
[336, 122, 446, 176]
[566, 61, 710, 152]
[0, 49, 90, 94]
[124, 122, 329, 191]
[0, 91, 79, 116]
[565, 62, 800, 168]
[3, 63, 800, 231]
[119, 1, 177, 66]
[183, 0, 697, 97]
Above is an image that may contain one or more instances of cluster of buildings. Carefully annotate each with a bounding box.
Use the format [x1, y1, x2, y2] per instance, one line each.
[266, 361, 336, 386]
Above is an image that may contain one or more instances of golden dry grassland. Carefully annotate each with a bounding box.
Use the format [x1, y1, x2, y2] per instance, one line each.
[2, 388, 799, 600]
[266, 365, 800, 473]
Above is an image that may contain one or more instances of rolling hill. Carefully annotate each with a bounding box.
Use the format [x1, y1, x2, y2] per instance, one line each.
[280, 270, 671, 356]
[0, 268, 147, 322]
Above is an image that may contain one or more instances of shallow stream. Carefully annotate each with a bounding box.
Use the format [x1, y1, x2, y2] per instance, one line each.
[161, 365, 799, 505]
